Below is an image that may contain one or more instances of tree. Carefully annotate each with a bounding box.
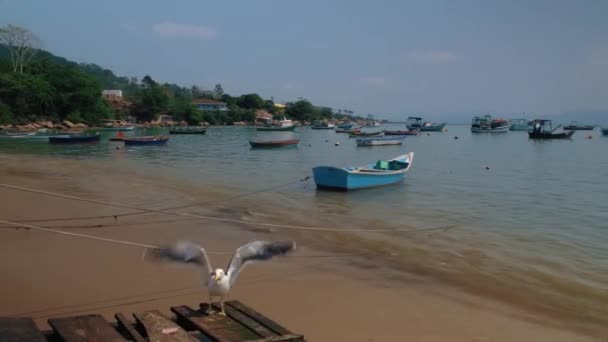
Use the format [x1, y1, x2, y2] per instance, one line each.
[191, 85, 202, 98]
[0, 25, 41, 73]
[237, 93, 264, 109]
[214, 83, 224, 97]
[285, 99, 314, 121]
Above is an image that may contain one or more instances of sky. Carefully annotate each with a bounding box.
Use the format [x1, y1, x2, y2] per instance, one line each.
[1, 0, 607, 121]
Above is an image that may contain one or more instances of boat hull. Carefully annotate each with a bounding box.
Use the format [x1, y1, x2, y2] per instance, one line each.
[169, 129, 207, 134]
[256, 125, 296, 131]
[407, 123, 445, 131]
[311, 126, 335, 130]
[602, 128, 608, 136]
[356, 137, 404, 146]
[385, 130, 419, 136]
[528, 131, 574, 139]
[313, 167, 406, 190]
[49, 135, 100, 144]
[249, 139, 299, 148]
[123, 136, 169, 145]
[471, 125, 510, 133]
[349, 130, 385, 138]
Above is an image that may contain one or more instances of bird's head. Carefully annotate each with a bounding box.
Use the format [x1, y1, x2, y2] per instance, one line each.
[212, 269, 226, 281]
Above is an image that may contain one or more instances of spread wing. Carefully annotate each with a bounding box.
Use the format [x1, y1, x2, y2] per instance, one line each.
[226, 240, 296, 287]
[144, 241, 213, 276]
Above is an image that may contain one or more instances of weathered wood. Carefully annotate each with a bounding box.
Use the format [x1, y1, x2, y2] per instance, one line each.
[0, 317, 46, 342]
[226, 301, 292, 336]
[48, 314, 126, 342]
[207, 303, 277, 338]
[133, 310, 197, 342]
[115, 313, 146, 342]
[172, 305, 260, 342]
[248, 334, 306, 342]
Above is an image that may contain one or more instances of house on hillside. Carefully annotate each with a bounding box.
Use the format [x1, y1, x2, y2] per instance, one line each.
[192, 98, 228, 111]
[102, 90, 123, 98]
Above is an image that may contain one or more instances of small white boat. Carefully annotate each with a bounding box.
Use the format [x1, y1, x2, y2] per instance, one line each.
[356, 136, 405, 146]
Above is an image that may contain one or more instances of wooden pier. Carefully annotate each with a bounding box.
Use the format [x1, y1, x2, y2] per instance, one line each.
[0, 300, 304, 341]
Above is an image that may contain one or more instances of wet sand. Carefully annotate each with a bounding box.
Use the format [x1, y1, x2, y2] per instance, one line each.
[0, 153, 602, 341]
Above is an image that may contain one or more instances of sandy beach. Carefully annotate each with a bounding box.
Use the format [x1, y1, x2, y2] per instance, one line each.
[0, 153, 603, 341]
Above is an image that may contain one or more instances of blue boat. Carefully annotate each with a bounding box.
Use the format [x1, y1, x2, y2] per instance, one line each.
[313, 152, 414, 191]
[49, 133, 101, 144]
[123, 135, 169, 146]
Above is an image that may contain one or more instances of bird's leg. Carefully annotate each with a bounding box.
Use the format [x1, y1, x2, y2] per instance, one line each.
[219, 297, 226, 316]
[206, 295, 216, 315]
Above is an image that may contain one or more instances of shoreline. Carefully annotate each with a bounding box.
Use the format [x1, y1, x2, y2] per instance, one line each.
[0, 152, 604, 341]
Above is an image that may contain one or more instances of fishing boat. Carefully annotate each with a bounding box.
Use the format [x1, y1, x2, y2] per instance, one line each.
[348, 130, 385, 138]
[471, 115, 510, 133]
[336, 127, 362, 134]
[336, 123, 353, 130]
[123, 136, 169, 146]
[385, 129, 419, 136]
[0, 131, 36, 138]
[563, 121, 595, 131]
[169, 127, 208, 134]
[406, 117, 445, 131]
[602, 128, 608, 136]
[509, 118, 531, 131]
[356, 136, 405, 146]
[49, 133, 101, 144]
[313, 152, 414, 191]
[528, 120, 574, 139]
[311, 121, 336, 129]
[256, 118, 296, 131]
[249, 138, 300, 148]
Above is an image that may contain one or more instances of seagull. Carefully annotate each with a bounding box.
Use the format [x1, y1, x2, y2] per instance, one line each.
[144, 240, 296, 315]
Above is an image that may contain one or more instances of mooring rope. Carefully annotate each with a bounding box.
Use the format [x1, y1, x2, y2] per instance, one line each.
[0, 183, 458, 233]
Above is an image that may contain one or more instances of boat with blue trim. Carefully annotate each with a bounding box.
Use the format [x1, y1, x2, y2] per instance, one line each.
[312, 152, 414, 191]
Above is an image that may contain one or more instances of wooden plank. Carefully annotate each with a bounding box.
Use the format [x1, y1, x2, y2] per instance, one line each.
[248, 334, 306, 342]
[172, 305, 260, 342]
[115, 313, 146, 342]
[0, 317, 46, 342]
[226, 301, 292, 336]
[208, 303, 277, 338]
[48, 314, 126, 342]
[133, 310, 197, 342]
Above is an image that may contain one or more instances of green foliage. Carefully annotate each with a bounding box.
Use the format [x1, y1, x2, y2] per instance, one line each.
[0, 100, 14, 124]
[169, 95, 204, 124]
[129, 75, 169, 122]
[237, 93, 264, 109]
[214, 83, 224, 97]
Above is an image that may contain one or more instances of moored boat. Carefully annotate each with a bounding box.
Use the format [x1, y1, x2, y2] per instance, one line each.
[0, 131, 36, 138]
[471, 115, 510, 133]
[385, 129, 419, 136]
[49, 133, 101, 144]
[249, 138, 300, 148]
[99, 120, 135, 131]
[356, 136, 405, 146]
[563, 121, 595, 131]
[313, 152, 414, 191]
[406, 117, 445, 132]
[509, 118, 531, 131]
[348, 130, 385, 138]
[123, 136, 169, 146]
[169, 127, 208, 134]
[256, 118, 296, 131]
[336, 127, 362, 133]
[528, 120, 574, 139]
[602, 128, 608, 136]
[311, 121, 336, 129]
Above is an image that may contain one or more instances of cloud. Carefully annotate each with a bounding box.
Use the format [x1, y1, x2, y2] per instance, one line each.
[153, 22, 217, 39]
[362, 76, 387, 86]
[405, 50, 457, 64]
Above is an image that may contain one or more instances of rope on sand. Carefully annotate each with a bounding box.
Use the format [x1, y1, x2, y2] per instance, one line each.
[0, 183, 458, 233]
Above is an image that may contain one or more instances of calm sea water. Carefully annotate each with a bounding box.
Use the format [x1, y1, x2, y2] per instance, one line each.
[2, 125, 608, 289]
